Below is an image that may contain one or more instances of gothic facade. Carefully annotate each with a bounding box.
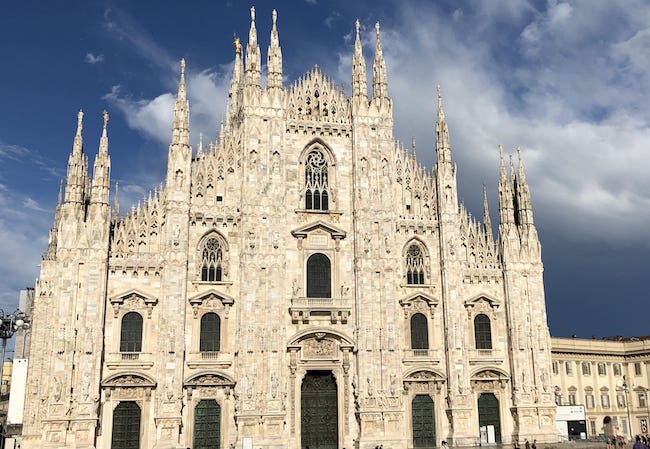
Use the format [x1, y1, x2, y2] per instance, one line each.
[21, 8, 558, 449]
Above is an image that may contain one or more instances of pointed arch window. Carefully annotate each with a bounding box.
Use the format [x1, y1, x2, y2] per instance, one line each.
[201, 236, 223, 282]
[111, 401, 141, 449]
[306, 253, 331, 298]
[200, 313, 221, 352]
[410, 313, 429, 352]
[120, 312, 143, 353]
[406, 243, 425, 285]
[474, 313, 492, 349]
[304, 148, 329, 211]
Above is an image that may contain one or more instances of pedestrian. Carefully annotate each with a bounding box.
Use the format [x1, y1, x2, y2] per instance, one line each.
[513, 440, 520, 449]
[633, 435, 647, 449]
[525, 439, 530, 449]
[532, 439, 537, 449]
[441, 440, 449, 449]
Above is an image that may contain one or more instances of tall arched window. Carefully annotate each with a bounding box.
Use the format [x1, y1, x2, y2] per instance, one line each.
[111, 401, 141, 449]
[304, 149, 329, 211]
[120, 312, 143, 353]
[307, 253, 331, 298]
[474, 314, 492, 349]
[410, 313, 429, 352]
[406, 244, 425, 284]
[200, 313, 221, 352]
[194, 400, 221, 449]
[200, 236, 223, 282]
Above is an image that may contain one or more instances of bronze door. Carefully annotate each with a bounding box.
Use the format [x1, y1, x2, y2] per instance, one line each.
[412, 394, 436, 447]
[478, 393, 501, 443]
[301, 371, 338, 449]
[193, 399, 221, 449]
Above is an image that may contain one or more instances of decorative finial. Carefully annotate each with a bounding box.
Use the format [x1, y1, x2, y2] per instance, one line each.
[517, 145, 522, 162]
[375, 21, 380, 35]
[411, 136, 416, 151]
[102, 110, 109, 130]
[499, 144, 504, 161]
[180, 58, 186, 76]
[272, 9, 277, 25]
[355, 19, 360, 36]
[251, 6, 255, 22]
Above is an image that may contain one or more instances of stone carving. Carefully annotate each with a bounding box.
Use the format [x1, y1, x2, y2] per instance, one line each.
[303, 337, 336, 357]
[51, 376, 63, 403]
[270, 375, 278, 398]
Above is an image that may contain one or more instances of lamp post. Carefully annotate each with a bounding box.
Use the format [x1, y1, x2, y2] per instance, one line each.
[0, 309, 29, 395]
[621, 375, 633, 440]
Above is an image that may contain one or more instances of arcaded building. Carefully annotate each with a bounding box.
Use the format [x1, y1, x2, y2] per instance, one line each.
[21, 8, 559, 449]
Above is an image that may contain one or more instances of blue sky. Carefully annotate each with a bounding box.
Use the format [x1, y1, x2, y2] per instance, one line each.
[0, 0, 648, 339]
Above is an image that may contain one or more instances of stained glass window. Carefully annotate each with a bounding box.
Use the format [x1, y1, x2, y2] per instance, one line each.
[406, 244, 425, 284]
[201, 237, 223, 282]
[305, 149, 329, 211]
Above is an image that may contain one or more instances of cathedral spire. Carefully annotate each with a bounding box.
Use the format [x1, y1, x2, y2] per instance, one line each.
[166, 59, 192, 200]
[497, 145, 515, 226]
[64, 110, 89, 205]
[171, 59, 190, 146]
[483, 184, 494, 242]
[227, 35, 244, 127]
[267, 9, 283, 90]
[90, 111, 111, 206]
[352, 19, 368, 100]
[73, 109, 83, 156]
[245, 6, 261, 87]
[372, 22, 388, 101]
[99, 110, 109, 155]
[435, 85, 451, 164]
[197, 132, 204, 157]
[516, 146, 535, 226]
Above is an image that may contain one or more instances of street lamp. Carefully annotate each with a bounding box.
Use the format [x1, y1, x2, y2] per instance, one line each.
[619, 375, 633, 440]
[0, 309, 29, 395]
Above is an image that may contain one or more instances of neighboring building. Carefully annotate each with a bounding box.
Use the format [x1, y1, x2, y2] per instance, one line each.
[1, 360, 12, 395]
[20, 9, 558, 449]
[551, 336, 650, 440]
[5, 288, 35, 449]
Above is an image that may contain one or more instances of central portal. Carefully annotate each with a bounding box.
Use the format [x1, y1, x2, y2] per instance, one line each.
[301, 370, 338, 449]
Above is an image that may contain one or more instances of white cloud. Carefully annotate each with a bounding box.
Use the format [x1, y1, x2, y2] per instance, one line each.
[0, 183, 51, 312]
[85, 52, 104, 64]
[331, 1, 650, 244]
[103, 65, 232, 148]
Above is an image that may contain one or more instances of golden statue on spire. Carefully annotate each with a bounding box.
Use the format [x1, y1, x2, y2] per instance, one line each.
[234, 34, 242, 54]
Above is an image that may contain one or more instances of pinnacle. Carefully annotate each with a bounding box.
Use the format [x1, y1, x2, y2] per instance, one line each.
[76, 109, 84, 135]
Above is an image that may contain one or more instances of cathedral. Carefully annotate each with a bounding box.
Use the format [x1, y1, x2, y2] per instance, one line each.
[21, 8, 559, 449]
